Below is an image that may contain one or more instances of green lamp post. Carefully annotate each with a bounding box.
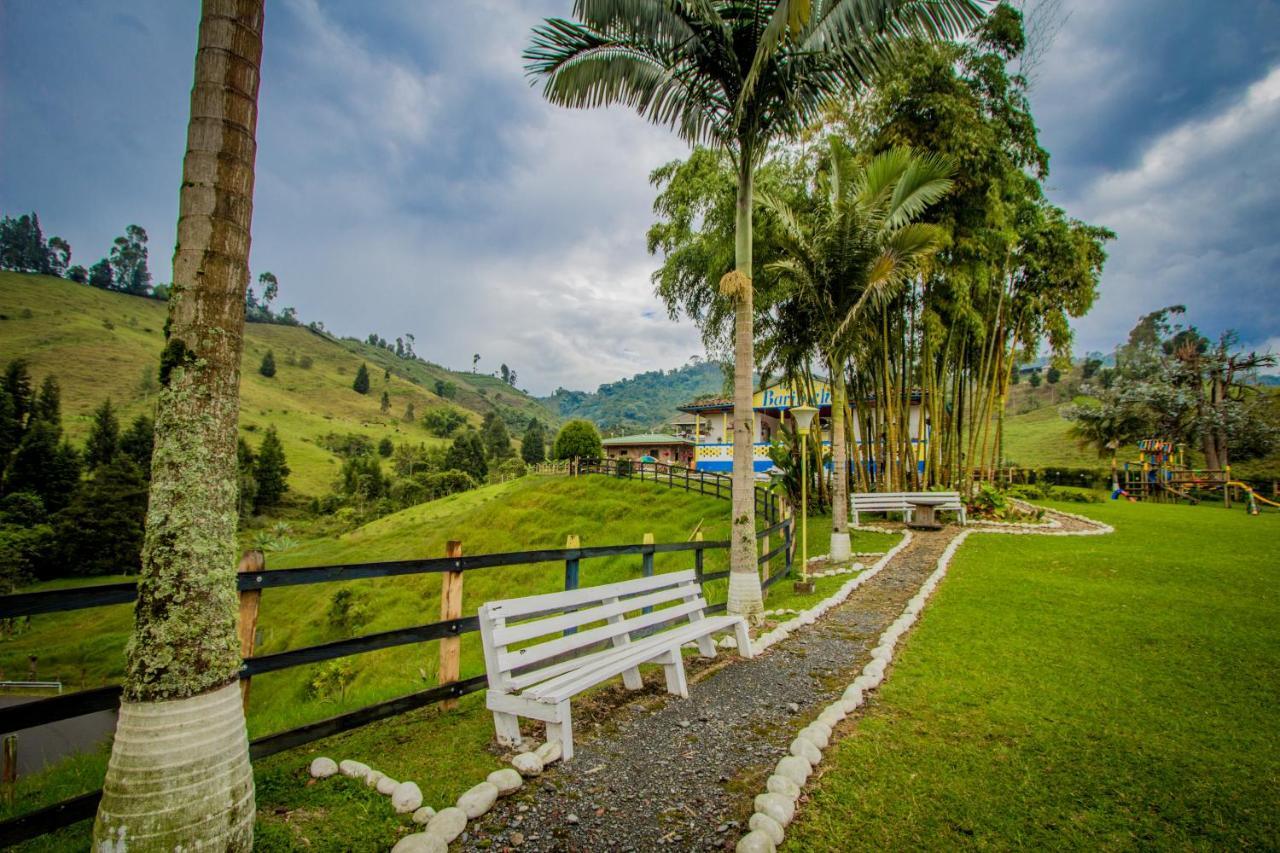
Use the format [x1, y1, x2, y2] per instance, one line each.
[790, 403, 819, 591]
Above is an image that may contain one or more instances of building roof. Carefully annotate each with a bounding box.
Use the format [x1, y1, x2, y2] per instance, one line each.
[601, 433, 693, 446]
[669, 412, 699, 425]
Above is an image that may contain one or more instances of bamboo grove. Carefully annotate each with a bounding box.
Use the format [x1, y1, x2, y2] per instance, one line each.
[650, 4, 1113, 496]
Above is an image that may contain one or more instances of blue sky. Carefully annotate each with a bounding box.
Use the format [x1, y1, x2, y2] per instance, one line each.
[2, 0, 1277, 393]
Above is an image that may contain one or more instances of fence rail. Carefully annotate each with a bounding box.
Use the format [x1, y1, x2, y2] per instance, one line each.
[0, 467, 791, 846]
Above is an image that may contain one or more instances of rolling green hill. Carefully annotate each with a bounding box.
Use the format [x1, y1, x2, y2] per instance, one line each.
[0, 272, 555, 496]
[542, 359, 726, 434]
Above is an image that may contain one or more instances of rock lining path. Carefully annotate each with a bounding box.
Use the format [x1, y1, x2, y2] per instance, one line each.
[459, 509, 1100, 852]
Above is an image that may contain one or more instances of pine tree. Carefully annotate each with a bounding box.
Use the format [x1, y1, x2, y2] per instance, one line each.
[51, 455, 148, 576]
[378, 436, 394, 457]
[120, 415, 155, 480]
[521, 418, 546, 464]
[85, 399, 120, 468]
[403, 402, 415, 423]
[380, 390, 390, 414]
[34, 375, 61, 427]
[258, 350, 276, 378]
[481, 412, 514, 461]
[6, 420, 81, 513]
[253, 426, 290, 512]
[445, 430, 488, 481]
[353, 363, 370, 394]
[3, 359, 33, 435]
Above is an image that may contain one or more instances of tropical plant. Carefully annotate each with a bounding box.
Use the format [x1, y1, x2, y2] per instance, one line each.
[93, 3, 264, 847]
[526, 0, 983, 618]
[763, 140, 953, 556]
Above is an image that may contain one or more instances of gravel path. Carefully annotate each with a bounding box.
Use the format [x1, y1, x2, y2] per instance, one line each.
[458, 527, 955, 853]
[456, 508, 1102, 852]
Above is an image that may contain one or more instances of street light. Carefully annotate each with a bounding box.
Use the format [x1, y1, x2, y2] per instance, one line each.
[790, 403, 819, 590]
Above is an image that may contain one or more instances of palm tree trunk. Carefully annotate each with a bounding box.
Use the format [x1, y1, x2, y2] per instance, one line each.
[94, 2, 263, 848]
[829, 363, 851, 560]
[727, 148, 763, 619]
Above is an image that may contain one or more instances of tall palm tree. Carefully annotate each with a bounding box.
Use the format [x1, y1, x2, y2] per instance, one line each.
[93, 1, 265, 848]
[525, 0, 983, 618]
[763, 141, 952, 556]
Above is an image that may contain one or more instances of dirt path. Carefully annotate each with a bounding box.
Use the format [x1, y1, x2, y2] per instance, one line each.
[458, 527, 956, 852]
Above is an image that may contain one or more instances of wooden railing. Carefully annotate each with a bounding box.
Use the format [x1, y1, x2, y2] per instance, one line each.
[0, 512, 791, 844]
[580, 458, 781, 526]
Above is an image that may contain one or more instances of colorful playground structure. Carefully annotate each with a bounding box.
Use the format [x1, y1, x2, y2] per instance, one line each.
[1113, 439, 1279, 513]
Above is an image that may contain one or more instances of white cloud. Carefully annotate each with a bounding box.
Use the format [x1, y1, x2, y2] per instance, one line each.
[1066, 64, 1280, 355]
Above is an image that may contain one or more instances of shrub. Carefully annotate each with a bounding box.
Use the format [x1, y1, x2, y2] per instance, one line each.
[377, 436, 394, 457]
[299, 355, 314, 369]
[319, 432, 375, 459]
[259, 350, 276, 378]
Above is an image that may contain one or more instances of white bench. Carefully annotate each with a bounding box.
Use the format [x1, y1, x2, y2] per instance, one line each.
[477, 569, 751, 761]
[851, 491, 966, 526]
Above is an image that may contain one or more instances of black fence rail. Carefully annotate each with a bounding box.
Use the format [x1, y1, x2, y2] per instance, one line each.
[581, 458, 781, 525]
[0, 510, 792, 845]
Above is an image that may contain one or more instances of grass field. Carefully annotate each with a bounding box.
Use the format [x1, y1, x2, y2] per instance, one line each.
[0, 272, 552, 497]
[785, 499, 1280, 850]
[4, 474, 896, 851]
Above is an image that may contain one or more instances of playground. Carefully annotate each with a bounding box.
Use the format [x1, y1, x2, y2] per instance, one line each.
[1113, 438, 1280, 514]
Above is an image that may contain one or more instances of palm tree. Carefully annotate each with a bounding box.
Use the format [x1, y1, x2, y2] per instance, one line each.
[93, 1, 265, 848]
[525, 0, 983, 618]
[764, 141, 953, 556]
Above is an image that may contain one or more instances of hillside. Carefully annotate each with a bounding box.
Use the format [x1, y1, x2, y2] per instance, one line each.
[0, 272, 555, 496]
[542, 359, 725, 434]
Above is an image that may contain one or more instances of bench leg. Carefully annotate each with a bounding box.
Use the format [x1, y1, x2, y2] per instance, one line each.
[621, 666, 643, 691]
[546, 700, 573, 762]
[695, 633, 717, 658]
[733, 619, 753, 659]
[492, 711, 522, 748]
[660, 648, 689, 699]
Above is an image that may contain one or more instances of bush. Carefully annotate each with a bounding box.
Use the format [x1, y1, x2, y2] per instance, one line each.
[377, 436, 394, 457]
[421, 407, 467, 438]
[320, 432, 375, 459]
[259, 350, 276, 378]
[615, 458, 633, 478]
[492, 458, 527, 482]
[298, 355, 313, 370]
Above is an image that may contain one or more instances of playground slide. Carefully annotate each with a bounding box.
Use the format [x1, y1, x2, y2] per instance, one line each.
[1158, 481, 1199, 504]
[1228, 481, 1280, 509]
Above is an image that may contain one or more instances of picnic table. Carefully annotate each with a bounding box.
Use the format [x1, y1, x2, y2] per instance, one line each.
[904, 495, 951, 530]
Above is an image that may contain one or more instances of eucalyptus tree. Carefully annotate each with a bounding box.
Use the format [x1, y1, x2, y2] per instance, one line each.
[93, 1, 264, 848]
[764, 140, 952, 556]
[526, 0, 982, 618]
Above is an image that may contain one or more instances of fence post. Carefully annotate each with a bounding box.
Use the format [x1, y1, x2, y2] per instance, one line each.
[760, 524, 770, 581]
[783, 512, 794, 579]
[642, 532, 655, 614]
[237, 549, 265, 712]
[439, 540, 464, 710]
[693, 531, 704, 583]
[2, 734, 15, 805]
[564, 534, 580, 635]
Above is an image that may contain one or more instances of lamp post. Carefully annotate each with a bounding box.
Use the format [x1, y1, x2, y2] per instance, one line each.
[790, 404, 818, 592]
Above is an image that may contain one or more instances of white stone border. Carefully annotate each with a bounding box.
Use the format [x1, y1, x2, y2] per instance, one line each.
[751, 531, 913, 656]
[736, 504, 1115, 851]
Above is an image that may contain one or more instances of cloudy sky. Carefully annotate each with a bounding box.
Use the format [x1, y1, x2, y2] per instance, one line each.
[2, 1, 1278, 393]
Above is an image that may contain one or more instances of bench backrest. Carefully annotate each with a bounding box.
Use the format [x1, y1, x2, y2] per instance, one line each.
[852, 491, 961, 506]
[478, 569, 705, 692]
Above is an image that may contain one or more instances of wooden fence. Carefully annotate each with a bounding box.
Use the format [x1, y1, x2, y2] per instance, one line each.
[0, 470, 790, 845]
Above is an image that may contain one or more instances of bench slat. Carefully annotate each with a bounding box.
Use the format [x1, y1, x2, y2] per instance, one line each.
[504, 627, 676, 691]
[493, 582, 696, 647]
[488, 569, 697, 620]
[526, 615, 742, 703]
[496, 598, 706, 673]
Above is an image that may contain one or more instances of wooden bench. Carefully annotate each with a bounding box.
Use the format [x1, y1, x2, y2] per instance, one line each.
[851, 491, 966, 527]
[477, 569, 751, 761]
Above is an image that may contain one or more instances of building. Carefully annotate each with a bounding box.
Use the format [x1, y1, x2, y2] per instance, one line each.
[601, 433, 695, 467]
[677, 379, 927, 474]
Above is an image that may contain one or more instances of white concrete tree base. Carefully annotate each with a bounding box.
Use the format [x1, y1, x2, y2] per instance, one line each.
[829, 532, 851, 562]
[93, 681, 254, 851]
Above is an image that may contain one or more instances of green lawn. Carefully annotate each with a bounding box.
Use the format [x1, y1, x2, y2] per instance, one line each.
[786, 499, 1280, 850]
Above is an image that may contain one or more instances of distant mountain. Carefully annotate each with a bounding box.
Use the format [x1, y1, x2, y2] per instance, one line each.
[542, 360, 727, 434]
